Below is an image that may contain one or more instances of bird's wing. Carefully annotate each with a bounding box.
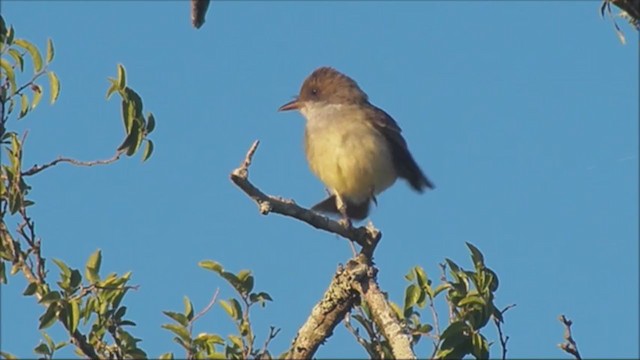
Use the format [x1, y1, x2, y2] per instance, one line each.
[366, 105, 435, 191]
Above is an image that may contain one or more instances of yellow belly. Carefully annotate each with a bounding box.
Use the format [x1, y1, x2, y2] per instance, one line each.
[304, 117, 397, 203]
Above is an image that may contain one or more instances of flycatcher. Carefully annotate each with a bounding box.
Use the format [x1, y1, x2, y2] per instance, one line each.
[279, 67, 434, 221]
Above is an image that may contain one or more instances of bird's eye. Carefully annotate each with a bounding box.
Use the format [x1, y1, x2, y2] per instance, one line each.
[311, 88, 318, 96]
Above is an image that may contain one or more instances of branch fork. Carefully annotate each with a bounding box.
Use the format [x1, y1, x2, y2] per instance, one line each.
[229, 140, 415, 359]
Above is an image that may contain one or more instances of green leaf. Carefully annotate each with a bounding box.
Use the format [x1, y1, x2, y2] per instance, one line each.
[403, 284, 420, 310]
[41, 331, 55, 350]
[39, 290, 61, 305]
[466, 242, 485, 270]
[236, 270, 251, 282]
[240, 274, 253, 294]
[0, 351, 18, 360]
[221, 272, 242, 293]
[142, 139, 153, 162]
[471, 332, 489, 359]
[183, 296, 194, 321]
[434, 283, 449, 297]
[46, 38, 54, 63]
[219, 299, 236, 319]
[414, 266, 428, 287]
[249, 292, 273, 307]
[7, 48, 24, 72]
[33, 343, 51, 356]
[117, 64, 126, 90]
[458, 294, 486, 307]
[195, 332, 225, 345]
[415, 323, 433, 335]
[404, 269, 415, 281]
[0, 262, 6, 284]
[85, 249, 102, 283]
[229, 298, 242, 321]
[18, 93, 28, 119]
[158, 353, 174, 360]
[445, 258, 461, 276]
[0, 58, 17, 95]
[389, 301, 403, 320]
[39, 303, 59, 330]
[30, 84, 42, 110]
[47, 71, 60, 104]
[146, 112, 156, 134]
[23, 282, 38, 296]
[486, 268, 499, 292]
[228, 335, 243, 349]
[440, 321, 467, 341]
[199, 260, 223, 273]
[69, 269, 82, 290]
[161, 324, 191, 344]
[117, 129, 137, 154]
[115, 306, 127, 320]
[106, 78, 118, 100]
[163, 311, 189, 327]
[14, 39, 43, 73]
[52, 259, 71, 277]
[68, 300, 80, 334]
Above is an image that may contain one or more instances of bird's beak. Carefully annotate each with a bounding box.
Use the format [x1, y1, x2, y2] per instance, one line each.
[278, 98, 301, 112]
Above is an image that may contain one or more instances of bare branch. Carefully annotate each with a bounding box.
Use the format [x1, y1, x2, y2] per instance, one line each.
[229, 140, 381, 256]
[493, 304, 515, 360]
[189, 288, 220, 333]
[231, 141, 415, 359]
[352, 262, 416, 360]
[558, 314, 582, 360]
[343, 311, 378, 359]
[257, 326, 281, 359]
[22, 150, 124, 177]
[286, 259, 363, 358]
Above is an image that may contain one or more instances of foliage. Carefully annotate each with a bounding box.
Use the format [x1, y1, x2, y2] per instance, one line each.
[2, 9, 596, 360]
[344, 242, 509, 359]
[0, 14, 155, 359]
[159, 261, 277, 360]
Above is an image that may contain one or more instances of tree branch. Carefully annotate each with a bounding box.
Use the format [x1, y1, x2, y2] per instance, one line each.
[351, 263, 416, 360]
[229, 140, 381, 256]
[286, 259, 364, 358]
[230, 140, 415, 359]
[494, 304, 516, 360]
[22, 150, 124, 177]
[558, 314, 582, 360]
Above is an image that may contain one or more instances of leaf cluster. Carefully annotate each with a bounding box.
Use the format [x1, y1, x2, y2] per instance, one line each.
[28, 250, 145, 359]
[159, 260, 277, 360]
[346, 243, 508, 359]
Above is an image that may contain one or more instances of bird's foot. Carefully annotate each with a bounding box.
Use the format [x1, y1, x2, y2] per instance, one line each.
[338, 217, 352, 228]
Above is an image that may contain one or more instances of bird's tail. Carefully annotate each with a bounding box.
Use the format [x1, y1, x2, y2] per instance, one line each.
[311, 195, 370, 221]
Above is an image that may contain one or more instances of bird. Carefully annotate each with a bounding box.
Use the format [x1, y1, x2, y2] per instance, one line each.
[278, 67, 434, 222]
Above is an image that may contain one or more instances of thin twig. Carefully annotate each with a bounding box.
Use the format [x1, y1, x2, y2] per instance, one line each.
[229, 140, 381, 256]
[438, 262, 455, 323]
[344, 311, 378, 358]
[189, 288, 220, 332]
[258, 326, 281, 358]
[355, 305, 383, 355]
[22, 150, 124, 177]
[493, 304, 515, 360]
[427, 293, 441, 358]
[353, 270, 416, 360]
[558, 314, 582, 360]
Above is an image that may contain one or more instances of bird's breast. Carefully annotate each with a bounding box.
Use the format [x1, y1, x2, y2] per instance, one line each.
[302, 104, 397, 203]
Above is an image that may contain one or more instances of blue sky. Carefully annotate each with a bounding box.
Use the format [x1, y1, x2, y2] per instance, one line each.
[1, 1, 638, 358]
